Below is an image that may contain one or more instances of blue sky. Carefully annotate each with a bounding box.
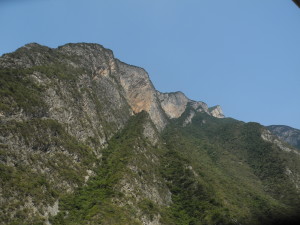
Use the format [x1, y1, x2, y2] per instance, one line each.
[1, 0, 300, 129]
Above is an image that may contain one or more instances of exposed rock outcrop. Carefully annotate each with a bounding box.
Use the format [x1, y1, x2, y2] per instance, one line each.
[209, 105, 225, 118]
[157, 91, 215, 122]
[261, 129, 299, 155]
[267, 125, 300, 150]
[157, 91, 190, 119]
[116, 61, 168, 131]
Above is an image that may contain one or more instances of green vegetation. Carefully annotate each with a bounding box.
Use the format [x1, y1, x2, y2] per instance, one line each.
[159, 150, 233, 225]
[0, 162, 56, 225]
[50, 112, 151, 224]
[0, 119, 97, 225]
[29, 63, 85, 81]
[0, 68, 47, 116]
[0, 63, 85, 116]
[161, 112, 300, 224]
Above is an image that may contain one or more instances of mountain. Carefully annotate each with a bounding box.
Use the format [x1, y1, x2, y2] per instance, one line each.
[267, 125, 300, 150]
[1, 43, 300, 225]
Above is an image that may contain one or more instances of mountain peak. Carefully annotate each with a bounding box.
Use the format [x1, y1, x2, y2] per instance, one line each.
[24, 42, 44, 48]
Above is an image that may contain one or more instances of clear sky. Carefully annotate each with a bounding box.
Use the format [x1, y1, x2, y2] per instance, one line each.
[1, 0, 300, 129]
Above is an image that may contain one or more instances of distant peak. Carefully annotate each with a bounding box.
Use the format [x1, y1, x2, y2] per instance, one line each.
[24, 42, 42, 47]
[59, 42, 103, 48]
[58, 42, 108, 52]
[23, 43, 49, 50]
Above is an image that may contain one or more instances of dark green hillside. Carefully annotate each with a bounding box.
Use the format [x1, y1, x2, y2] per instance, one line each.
[162, 112, 300, 224]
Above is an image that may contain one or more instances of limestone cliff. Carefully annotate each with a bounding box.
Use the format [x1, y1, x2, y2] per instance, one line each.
[157, 91, 189, 119]
[157, 91, 211, 119]
[115, 61, 168, 131]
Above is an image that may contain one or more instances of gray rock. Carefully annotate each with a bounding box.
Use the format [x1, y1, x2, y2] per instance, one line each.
[267, 125, 300, 150]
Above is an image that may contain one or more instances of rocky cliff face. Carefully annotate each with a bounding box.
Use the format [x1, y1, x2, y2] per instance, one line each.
[0, 43, 133, 149]
[115, 61, 168, 131]
[157, 91, 211, 120]
[267, 125, 300, 150]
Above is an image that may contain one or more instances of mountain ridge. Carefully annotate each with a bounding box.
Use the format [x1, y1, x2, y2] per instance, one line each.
[0, 42, 223, 129]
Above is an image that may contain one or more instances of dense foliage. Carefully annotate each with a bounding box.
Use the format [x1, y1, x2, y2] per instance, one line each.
[161, 112, 300, 224]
